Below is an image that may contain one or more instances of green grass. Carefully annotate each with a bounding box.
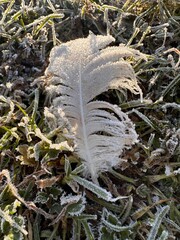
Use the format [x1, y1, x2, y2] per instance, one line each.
[0, 0, 180, 239]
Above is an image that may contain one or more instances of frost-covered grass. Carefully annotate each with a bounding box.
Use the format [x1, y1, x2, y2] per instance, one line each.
[0, 0, 180, 239]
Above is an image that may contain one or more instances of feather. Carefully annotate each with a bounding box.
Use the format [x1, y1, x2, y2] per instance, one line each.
[44, 33, 145, 182]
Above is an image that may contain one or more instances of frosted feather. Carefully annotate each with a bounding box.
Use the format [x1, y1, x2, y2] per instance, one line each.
[44, 33, 145, 182]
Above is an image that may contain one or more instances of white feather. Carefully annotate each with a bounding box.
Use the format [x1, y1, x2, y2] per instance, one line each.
[44, 33, 145, 182]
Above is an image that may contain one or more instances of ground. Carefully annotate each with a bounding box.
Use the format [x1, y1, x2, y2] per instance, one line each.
[0, 1, 180, 240]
